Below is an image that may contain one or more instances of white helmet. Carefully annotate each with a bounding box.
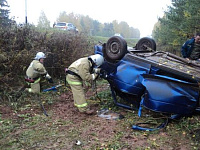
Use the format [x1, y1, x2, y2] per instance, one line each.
[89, 54, 104, 67]
[34, 52, 46, 60]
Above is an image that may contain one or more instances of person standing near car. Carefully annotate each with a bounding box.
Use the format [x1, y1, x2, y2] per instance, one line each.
[66, 54, 104, 115]
[181, 32, 200, 60]
[25, 52, 53, 93]
[53, 22, 56, 28]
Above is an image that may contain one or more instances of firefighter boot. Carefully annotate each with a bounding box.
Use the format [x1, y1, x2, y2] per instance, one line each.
[79, 107, 95, 115]
[85, 109, 95, 115]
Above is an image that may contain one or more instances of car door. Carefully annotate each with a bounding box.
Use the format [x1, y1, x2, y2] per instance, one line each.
[67, 23, 73, 31]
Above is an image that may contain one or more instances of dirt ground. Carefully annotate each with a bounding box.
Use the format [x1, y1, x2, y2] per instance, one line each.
[0, 86, 199, 150]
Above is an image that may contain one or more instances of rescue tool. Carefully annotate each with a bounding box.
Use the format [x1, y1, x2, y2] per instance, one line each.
[43, 84, 64, 92]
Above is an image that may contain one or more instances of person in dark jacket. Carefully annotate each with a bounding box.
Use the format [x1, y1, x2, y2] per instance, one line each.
[181, 32, 200, 60]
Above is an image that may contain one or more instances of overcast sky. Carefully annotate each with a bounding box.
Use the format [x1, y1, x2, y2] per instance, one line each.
[7, 0, 171, 37]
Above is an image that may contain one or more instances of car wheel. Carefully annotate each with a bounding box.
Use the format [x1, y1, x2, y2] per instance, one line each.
[103, 36, 128, 63]
[136, 37, 156, 51]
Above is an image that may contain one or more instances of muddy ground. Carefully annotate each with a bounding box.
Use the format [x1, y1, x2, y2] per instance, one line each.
[0, 84, 199, 150]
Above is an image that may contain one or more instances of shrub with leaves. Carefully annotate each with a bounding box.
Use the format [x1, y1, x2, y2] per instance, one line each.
[0, 24, 94, 101]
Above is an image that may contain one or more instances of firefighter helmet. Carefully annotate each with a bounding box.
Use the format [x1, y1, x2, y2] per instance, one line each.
[89, 54, 104, 67]
[34, 52, 46, 60]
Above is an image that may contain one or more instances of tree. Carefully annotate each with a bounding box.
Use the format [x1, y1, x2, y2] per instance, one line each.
[102, 23, 114, 37]
[55, 11, 141, 37]
[153, 0, 200, 46]
[129, 27, 140, 38]
[112, 20, 119, 33]
[119, 21, 129, 38]
[92, 20, 101, 36]
[0, 0, 11, 27]
[80, 15, 93, 33]
[37, 11, 50, 28]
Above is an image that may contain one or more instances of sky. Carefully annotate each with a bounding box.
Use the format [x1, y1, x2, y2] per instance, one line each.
[7, 0, 171, 37]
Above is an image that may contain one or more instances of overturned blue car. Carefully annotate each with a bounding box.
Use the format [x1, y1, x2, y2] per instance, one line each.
[94, 36, 200, 117]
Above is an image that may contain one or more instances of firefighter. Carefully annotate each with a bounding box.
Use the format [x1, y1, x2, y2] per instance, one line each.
[66, 54, 104, 115]
[25, 52, 53, 93]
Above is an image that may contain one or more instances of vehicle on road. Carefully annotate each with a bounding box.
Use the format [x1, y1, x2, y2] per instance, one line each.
[54, 22, 78, 33]
[94, 36, 200, 117]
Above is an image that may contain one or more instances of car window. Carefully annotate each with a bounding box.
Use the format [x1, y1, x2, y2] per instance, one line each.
[56, 23, 66, 26]
[68, 24, 72, 27]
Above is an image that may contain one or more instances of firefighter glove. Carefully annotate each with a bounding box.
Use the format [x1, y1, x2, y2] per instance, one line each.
[92, 74, 98, 80]
[93, 68, 101, 74]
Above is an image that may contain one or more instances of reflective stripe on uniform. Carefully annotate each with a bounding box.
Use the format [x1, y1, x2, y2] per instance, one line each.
[66, 79, 82, 85]
[26, 78, 40, 85]
[75, 103, 88, 108]
[33, 78, 40, 84]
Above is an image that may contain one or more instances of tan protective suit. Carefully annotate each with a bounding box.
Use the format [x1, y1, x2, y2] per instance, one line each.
[26, 60, 50, 93]
[66, 57, 98, 112]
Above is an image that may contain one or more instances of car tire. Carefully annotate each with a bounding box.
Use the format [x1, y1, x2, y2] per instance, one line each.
[103, 36, 128, 63]
[136, 37, 156, 51]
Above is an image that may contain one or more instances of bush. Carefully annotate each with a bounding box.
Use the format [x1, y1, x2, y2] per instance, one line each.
[0, 24, 94, 101]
